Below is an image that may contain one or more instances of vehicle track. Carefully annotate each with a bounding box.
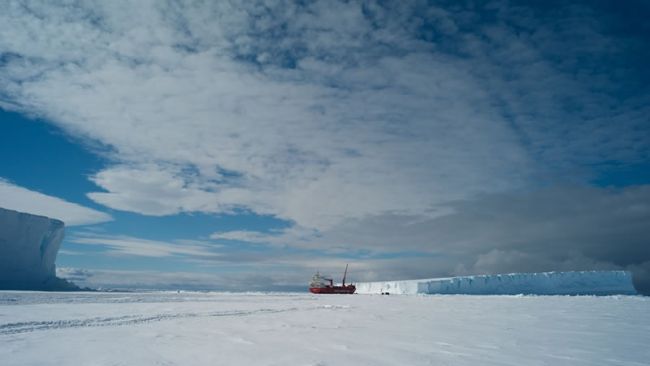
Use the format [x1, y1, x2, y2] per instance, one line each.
[0, 307, 306, 335]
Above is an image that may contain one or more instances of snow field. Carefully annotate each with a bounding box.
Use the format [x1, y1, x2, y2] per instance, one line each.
[0, 292, 648, 366]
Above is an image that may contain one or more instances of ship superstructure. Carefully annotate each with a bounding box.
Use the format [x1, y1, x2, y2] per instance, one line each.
[309, 265, 356, 294]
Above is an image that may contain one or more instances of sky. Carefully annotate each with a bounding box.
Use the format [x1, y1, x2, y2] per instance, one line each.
[0, 0, 649, 293]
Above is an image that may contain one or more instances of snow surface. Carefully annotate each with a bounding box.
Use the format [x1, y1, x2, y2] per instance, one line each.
[0, 207, 74, 290]
[356, 270, 637, 295]
[0, 291, 648, 366]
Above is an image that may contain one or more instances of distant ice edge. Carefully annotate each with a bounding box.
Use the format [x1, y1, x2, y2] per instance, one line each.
[355, 271, 637, 295]
[0, 207, 79, 291]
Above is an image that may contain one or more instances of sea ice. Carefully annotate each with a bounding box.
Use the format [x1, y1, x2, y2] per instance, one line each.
[0, 291, 648, 365]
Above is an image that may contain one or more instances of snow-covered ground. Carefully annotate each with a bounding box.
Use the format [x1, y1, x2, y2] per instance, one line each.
[1, 292, 648, 366]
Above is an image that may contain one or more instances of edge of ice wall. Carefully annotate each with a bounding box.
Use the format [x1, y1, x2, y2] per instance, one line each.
[0, 207, 78, 290]
[355, 271, 637, 295]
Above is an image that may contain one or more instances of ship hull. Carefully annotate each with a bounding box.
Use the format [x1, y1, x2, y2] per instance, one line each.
[309, 286, 356, 294]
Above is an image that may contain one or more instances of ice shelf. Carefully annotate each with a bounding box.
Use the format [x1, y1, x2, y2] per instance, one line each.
[0, 207, 77, 290]
[355, 270, 637, 295]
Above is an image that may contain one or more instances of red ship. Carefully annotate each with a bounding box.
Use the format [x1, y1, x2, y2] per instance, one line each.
[309, 264, 356, 294]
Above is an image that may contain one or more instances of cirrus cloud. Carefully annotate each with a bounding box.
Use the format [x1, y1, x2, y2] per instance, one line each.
[0, 178, 111, 226]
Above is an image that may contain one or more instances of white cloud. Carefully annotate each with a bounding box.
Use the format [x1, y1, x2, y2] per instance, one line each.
[69, 233, 220, 258]
[0, 179, 111, 226]
[87, 164, 226, 216]
[210, 230, 279, 244]
[0, 1, 540, 231]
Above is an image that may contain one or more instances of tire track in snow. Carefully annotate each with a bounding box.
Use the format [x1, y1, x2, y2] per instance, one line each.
[0, 305, 349, 335]
[0, 308, 293, 335]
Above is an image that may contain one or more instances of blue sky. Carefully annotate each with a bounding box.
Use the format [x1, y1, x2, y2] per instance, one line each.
[0, 1, 649, 292]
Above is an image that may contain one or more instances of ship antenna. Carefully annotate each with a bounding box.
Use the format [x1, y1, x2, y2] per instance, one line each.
[342, 264, 348, 286]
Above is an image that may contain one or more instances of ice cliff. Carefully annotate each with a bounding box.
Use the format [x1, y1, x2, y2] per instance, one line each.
[355, 271, 637, 295]
[0, 207, 78, 290]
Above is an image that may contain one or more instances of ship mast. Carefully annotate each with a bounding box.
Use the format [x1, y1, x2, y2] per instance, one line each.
[342, 264, 348, 286]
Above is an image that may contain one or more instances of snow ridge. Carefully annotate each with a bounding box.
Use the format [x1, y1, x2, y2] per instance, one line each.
[355, 271, 637, 295]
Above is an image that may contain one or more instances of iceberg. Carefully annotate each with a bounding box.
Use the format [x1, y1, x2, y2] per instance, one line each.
[0, 207, 78, 290]
[355, 270, 637, 295]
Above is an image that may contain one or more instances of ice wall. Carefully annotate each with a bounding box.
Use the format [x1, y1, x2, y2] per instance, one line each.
[355, 271, 637, 295]
[0, 207, 77, 290]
